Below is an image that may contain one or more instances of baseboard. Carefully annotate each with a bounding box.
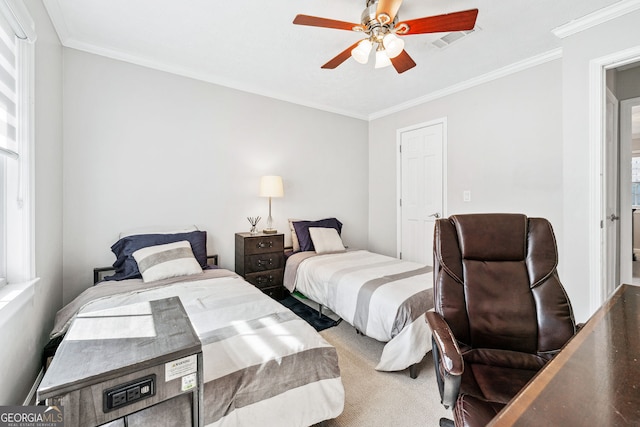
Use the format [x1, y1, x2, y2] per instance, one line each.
[23, 367, 44, 405]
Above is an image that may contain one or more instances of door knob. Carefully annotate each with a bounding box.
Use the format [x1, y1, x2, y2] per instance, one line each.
[429, 213, 441, 219]
[609, 213, 620, 222]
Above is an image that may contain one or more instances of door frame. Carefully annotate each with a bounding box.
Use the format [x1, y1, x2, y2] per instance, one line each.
[588, 47, 640, 314]
[396, 117, 448, 259]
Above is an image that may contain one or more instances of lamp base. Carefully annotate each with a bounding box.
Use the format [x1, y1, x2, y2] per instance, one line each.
[263, 228, 277, 234]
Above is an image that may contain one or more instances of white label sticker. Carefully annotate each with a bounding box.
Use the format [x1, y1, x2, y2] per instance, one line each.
[181, 373, 197, 391]
[165, 355, 197, 382]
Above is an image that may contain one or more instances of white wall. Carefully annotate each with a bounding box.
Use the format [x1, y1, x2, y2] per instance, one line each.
[370, 7, 640, 324]
[62, 49, 368, 303]
[0, 0, 63, 404]
[368, 60, 563, 260]
[561, 9, 640, 322]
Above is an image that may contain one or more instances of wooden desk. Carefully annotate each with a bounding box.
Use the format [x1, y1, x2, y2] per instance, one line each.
[487, 284, 640, 426]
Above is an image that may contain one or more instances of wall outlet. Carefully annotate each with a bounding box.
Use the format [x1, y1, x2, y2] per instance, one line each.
[463, 190, 471, 202]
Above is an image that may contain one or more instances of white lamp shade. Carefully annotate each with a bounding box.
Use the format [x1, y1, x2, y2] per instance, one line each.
[383, 33, 404, 58]
[259, 175, 284, 197]
[375, 49, 392, 68]
[351, 39, 372, 64]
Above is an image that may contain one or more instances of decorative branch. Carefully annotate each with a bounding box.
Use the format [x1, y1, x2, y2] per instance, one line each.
[247, 216, 261, 227]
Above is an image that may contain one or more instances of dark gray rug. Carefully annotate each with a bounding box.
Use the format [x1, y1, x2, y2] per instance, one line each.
[279, 295, 340, 331]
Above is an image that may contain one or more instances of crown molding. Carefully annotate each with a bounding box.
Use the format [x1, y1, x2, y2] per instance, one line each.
[42, 0, 70, 43]
[368, 48, 563, 121]
[553, 0, 640, 39]
[42, 0, 573, 122]
[63, 33, 561, 123]
[64, 37, 370, 121]
[43, 1, 368, 121]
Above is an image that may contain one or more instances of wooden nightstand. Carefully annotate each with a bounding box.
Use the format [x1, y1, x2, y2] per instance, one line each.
[37, 297, 203, 426]
[235, 232, 285, 299]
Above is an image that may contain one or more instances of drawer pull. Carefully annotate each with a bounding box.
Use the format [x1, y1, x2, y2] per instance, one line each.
[257, 241, 274, 249]
[257, 258, 273, 267]
[256, 276, 274, 285]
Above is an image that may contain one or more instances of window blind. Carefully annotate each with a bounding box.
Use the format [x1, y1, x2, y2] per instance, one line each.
[0, 10, 17, 161]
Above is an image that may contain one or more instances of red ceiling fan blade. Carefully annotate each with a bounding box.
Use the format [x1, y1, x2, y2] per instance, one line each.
[390, 50, 416, 74]
[293, 14, 362, 31]
[396, 9, 478, 35]
[376, 0, 404, 24]
[321, 41, 362, 69]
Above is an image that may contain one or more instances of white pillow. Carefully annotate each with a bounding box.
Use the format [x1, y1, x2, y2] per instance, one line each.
[309, 227, 345, 254]
[132, 240, 202, 282]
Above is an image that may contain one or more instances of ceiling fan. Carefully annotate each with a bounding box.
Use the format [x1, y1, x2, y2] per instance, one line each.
[293, 0, 478, 74]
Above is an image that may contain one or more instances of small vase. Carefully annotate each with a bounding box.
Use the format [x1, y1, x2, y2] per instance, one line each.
[247, 216, 261, 235]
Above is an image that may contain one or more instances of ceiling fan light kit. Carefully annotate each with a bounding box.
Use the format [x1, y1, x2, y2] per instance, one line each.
[293, 0, 479, 74]
[382, 33, 404, 58]
[351, 39, 373, 64]
[375, 47, 392, 68]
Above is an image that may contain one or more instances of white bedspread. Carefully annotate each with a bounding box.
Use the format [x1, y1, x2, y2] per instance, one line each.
[285, 250, 434, 372]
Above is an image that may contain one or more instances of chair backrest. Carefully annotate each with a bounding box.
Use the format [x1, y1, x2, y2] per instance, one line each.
[433, 213, 576, 355]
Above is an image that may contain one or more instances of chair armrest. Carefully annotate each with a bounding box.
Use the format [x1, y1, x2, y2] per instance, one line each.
[426, 311, 464, 376]
[426, 311, 464, 409]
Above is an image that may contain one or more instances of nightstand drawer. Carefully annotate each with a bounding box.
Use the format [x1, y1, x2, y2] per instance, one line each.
[242, 235, 285, 255]
[244, 253, 284, 273]
[261, 286, 284, 300]
[245, 270, 283, 289]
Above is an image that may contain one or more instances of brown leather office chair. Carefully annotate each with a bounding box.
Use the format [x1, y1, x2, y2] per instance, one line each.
[426, 214, 577, 427]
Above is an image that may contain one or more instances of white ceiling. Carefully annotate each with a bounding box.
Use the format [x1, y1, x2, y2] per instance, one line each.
[43, 0, 621, 119]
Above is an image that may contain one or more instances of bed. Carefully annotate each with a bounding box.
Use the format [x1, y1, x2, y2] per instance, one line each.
[45, 228, 345, 427]
[283, 218, 434, 375]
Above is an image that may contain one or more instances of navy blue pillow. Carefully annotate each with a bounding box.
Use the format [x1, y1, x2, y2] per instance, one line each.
[292, 218, 343, 252]
[104, 231, 207, 281]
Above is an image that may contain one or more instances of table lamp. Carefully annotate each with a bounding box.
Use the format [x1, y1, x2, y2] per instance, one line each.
[259, 175, 283, 234]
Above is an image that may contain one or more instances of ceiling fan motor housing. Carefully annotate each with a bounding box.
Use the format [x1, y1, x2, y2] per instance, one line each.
[360, 3, 398, 43]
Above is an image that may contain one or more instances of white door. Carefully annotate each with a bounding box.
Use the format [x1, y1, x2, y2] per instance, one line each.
[399, 121, 445, 266]
[603, 88, 619, 300]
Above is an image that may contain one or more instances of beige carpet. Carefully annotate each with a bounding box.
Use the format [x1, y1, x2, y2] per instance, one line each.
[318, 321, 452, 427]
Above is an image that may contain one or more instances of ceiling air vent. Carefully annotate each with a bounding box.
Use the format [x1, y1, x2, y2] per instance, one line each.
[431, 28, 478, 49]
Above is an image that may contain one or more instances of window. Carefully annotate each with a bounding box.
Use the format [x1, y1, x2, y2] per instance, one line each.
[0, 0, 35, 289]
